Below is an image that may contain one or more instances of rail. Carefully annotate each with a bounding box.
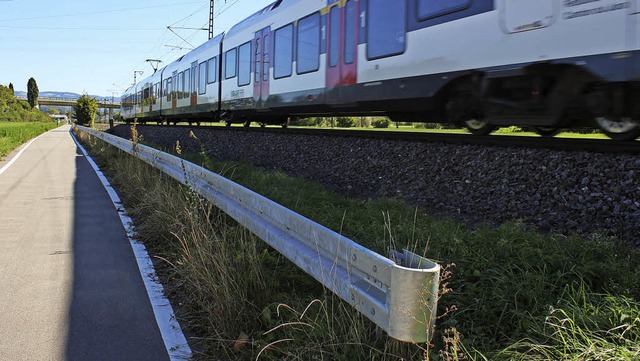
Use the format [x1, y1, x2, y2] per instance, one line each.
[75, 125, 440, 343]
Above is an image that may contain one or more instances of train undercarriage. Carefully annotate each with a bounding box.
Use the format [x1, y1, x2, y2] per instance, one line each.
[443, 64, 640, 140]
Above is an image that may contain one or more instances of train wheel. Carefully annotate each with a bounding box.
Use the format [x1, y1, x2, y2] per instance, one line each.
[464, 118, 496, 135]
[225, 121, 232, 127]
[243, 120, 251, 128]
[259, 122, 267, 128]
[594, 116, 640, 141]
[533, 127, 561, 137]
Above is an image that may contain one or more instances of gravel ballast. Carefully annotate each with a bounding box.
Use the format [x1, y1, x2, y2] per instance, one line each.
[112, 125, 640, 247]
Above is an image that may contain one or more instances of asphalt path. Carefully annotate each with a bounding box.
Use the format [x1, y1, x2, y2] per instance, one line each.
[0, 125, 173, 360]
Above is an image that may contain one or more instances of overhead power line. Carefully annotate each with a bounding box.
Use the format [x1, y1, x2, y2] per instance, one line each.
[0, 2, 203, 22]
[0, 25, 159, 31]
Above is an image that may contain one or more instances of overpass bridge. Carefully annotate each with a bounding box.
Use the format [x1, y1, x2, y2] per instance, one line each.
[16, 96, 120, 119]
[16, 96, 121, 109]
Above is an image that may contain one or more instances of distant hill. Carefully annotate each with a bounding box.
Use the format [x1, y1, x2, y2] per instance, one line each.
[14, 91, 117, 102]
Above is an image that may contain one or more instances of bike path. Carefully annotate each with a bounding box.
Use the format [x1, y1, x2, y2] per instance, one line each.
[0, 125, 179, 360]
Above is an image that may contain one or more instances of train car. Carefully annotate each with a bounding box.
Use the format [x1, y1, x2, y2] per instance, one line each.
[219, 0, 327, 126]
[122, 0, 640, 140]
[121, 85, 135, 121]
[136, 72, 162, 122]
[121, 35, 224, 125]
[160, 34, 224, 124]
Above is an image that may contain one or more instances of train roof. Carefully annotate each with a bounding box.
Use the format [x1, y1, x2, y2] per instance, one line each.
[225, 0, 286, 38]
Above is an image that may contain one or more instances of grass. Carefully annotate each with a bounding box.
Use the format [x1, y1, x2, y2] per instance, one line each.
[0, 122, 59, 157]
[75, 127, 640, 360]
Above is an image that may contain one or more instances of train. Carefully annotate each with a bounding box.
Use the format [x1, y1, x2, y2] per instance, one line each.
[121, 0, 640, 140]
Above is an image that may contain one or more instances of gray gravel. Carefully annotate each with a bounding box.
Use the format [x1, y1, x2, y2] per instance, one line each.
[112, 125, 640, 247]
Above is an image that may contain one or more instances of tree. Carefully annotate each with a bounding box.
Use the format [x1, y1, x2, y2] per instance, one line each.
[8, 83, 14, 95]
[336, 116, 355, 128]
[371, 117, 391, 128]
[27, 77, 39, 108]
[73, 94, 98, 127]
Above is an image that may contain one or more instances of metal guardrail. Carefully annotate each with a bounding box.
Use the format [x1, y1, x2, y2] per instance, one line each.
[76, 126, 440, 343]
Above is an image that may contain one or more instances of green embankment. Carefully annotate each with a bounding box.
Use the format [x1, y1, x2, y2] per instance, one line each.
[0, 84, 57, 157]
[0, 122, 59, 157]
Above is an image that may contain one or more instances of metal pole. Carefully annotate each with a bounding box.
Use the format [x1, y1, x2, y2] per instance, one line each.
[209, 0, 214, 40]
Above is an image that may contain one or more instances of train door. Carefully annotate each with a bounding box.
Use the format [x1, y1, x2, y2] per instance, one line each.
[254, 26, 271, 108]
[190, 61, 198, 107]
[500, 0, 554, 33]
[172, 71, 178, 110]
[326, 0, 359, 104]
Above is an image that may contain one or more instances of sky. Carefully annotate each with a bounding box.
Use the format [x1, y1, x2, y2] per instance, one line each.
[0, 0, 273, 97]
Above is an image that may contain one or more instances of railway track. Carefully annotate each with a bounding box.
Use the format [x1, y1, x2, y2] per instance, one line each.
[109, 122, 639, 248]
[117, 122, 640, 155]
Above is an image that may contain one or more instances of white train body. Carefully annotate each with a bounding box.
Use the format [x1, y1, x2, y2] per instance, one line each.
[122, 0, 640, 139]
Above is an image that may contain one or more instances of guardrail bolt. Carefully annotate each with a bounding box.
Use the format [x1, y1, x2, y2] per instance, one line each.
[372, 265, 377, 273]
[371, 308, 376, 316]
[352, 254, 357, 261]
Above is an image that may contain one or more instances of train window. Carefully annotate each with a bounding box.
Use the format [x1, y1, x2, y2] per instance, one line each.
[274, 23, 293, 79]
[154, 83, 159, 104]
[225, 49, 237, 79]
[199, 62, 207, 94]
[184, 69, 191, 98]
[297, 12, 320, 74]
[329, 6, 339, 67]
[165, 79, 171, 101]
[207, 57, 218, 84]
[345, 0, 356, 64]
[417, 0, 470, 20]
[238, 41, 252, 86]
[367, 0, 406, 59]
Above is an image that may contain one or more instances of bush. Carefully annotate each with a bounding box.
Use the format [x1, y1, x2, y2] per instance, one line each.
[371, 117, 391, 128]
[73, 94, 98, 127]
[336, 117, 355, 128]
[293, 117, 325, 127]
